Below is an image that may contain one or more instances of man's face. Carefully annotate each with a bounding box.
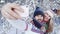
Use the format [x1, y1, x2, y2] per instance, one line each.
[35, 15, 43, 22]
[44, 13, 51, 22]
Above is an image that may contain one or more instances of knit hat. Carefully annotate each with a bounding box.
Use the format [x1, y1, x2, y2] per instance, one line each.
[45, 10, 54, 18]
[33, 7, 44, 17]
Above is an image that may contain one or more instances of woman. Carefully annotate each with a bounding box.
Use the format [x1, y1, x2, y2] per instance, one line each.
[43, 10, 54, 34]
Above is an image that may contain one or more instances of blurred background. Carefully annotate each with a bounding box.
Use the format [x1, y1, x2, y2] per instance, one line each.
[0, 0, 60, 34]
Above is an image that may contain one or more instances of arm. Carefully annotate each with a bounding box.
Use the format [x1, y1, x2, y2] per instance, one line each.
[33, 18, 42, 29]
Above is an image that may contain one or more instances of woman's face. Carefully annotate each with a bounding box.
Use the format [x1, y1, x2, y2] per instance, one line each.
[35, 15, 43, 22]
[44, 13, 51, 22]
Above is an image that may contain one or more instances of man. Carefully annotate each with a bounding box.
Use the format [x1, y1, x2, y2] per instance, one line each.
[1, 3, 30, 34]
[31, 7, 46, 34]
[0, 0, 40, 34]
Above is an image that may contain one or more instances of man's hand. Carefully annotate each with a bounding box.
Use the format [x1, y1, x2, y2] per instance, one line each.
[1, 3, 24, 20]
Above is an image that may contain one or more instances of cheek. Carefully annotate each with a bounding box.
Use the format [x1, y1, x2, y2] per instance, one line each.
[35, 16, 38, 20]
[41, 17, 43, 20]
[44, 17, 49, 22]
[44, 19, 48, 22]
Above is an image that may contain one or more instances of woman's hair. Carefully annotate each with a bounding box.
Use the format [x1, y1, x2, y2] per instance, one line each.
[44, 10, 53, 33]
[46, 18, 53, 33]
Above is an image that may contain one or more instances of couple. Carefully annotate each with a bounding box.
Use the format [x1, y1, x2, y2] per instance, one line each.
[31, 7, 53, 34]
[1, 3, 53, 34]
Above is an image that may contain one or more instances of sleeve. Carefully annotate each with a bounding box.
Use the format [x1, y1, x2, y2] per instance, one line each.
[33, 18, 42, 29]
